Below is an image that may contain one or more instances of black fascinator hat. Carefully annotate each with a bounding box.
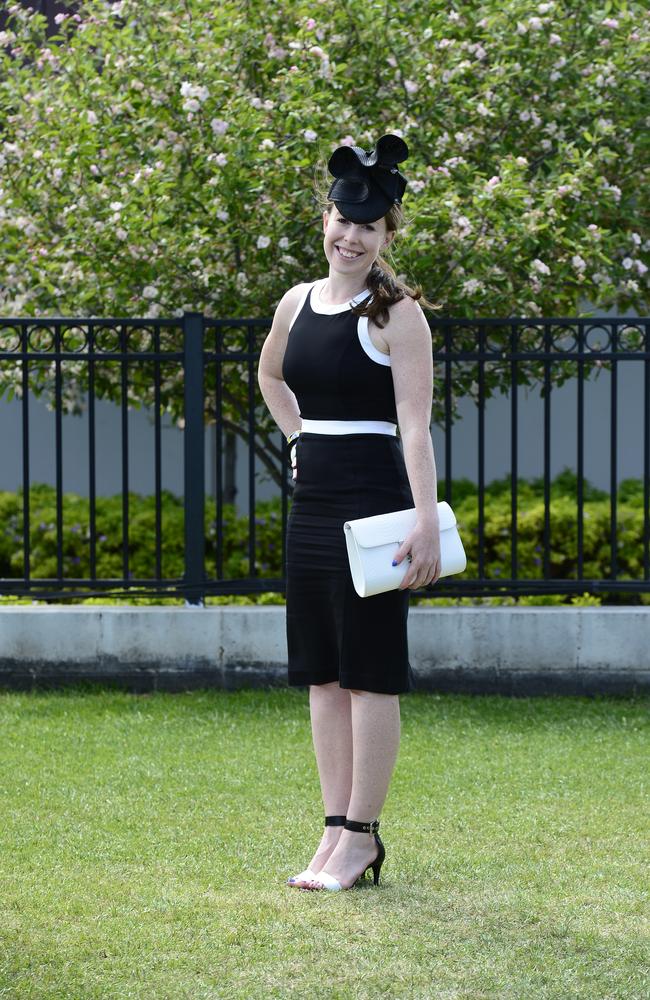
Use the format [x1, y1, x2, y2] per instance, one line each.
[327, 133, 409, 224]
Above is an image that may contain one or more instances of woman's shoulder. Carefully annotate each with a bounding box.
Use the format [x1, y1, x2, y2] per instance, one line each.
[386, 293, 426, 318]
[279, 280, 317, 310]
[381, 294, 431, 346]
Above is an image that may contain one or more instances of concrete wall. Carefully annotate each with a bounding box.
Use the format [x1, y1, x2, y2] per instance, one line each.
[1, 606, 648, 696]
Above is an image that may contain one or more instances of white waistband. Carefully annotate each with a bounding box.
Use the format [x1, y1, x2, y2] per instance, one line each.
[300, 418, 397, 436]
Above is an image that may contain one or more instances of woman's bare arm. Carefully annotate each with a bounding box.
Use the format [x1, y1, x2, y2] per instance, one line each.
[257, 284, 306, 439]
[384, 296, 439, 527]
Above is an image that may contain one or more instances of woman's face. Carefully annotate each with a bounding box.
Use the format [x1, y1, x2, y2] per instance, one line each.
[322, 207, 394, 277]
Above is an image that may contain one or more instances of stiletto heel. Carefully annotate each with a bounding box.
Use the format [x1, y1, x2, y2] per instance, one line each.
[286, 815, 346, 886]
[300, 819, 385, 892]
[346, 819, 385, 886]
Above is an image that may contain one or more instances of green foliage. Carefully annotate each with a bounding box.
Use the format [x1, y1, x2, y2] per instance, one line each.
[0, 0, 647, 435]
[440, 466, 648, 605]
[0, 483, 285, 597]
[1, 468, 648, 606]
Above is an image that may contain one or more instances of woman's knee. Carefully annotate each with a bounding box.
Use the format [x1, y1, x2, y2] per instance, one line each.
[348, 689, 398, 701]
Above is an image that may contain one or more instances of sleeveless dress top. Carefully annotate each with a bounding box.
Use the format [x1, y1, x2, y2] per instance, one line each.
[282, 278, 397, 424]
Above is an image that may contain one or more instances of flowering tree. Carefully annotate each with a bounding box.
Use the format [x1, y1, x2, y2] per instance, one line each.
[0, 0, 648, 473]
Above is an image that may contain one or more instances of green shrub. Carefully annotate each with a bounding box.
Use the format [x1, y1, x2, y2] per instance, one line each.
[1, 470, 648, 606]
[0, 485, 284, 602]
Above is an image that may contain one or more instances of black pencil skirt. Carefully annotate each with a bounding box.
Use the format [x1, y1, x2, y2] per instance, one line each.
[285, 432, 416, 695]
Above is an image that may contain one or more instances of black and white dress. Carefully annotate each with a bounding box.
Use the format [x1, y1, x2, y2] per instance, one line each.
[282, 278, 416, 694]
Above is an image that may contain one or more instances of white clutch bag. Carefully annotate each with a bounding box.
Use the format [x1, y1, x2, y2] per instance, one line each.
[343, 501, 467, 598]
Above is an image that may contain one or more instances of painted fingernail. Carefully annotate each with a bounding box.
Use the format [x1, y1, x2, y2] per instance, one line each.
[392, 560, 397, 566]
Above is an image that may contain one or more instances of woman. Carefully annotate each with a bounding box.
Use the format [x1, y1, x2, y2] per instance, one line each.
[257, 133, 441, 892]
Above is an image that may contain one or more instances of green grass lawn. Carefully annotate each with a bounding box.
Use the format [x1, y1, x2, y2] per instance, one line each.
[0, 688, 647, 1000]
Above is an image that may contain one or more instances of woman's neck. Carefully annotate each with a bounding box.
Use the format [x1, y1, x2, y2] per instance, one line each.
[319, 272, 370, 304]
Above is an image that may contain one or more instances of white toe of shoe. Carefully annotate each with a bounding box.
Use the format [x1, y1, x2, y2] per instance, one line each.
[287, 867, 318, 885]
[303, 870, 342, 892]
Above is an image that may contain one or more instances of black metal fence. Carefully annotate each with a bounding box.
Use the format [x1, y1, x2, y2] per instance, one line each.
[0, 313, 649, 604]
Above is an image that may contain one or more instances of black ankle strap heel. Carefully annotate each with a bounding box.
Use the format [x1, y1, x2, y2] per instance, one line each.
[325, 815, 347, 826]
[344, 819, 385, 886]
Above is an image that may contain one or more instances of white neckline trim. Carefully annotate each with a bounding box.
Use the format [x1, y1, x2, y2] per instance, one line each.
[309, 277, 371, 315]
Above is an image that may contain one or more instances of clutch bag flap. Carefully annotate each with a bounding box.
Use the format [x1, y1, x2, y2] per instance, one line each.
[344, 501, 457, 549]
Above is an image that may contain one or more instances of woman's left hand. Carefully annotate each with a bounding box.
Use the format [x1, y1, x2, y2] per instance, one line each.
[393, 520, 441, 591]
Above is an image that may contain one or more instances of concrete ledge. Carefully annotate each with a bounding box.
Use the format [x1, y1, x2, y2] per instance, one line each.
[0, 606, 648, 696]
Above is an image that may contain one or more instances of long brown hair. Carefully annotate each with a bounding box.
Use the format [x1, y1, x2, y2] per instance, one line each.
[313, 163, 440, 329]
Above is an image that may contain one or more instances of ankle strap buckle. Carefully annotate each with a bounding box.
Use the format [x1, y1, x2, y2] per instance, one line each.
[345, 818, 380, 836]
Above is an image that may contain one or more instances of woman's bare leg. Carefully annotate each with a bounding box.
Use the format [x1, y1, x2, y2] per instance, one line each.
[306, 689, 401, 888]
[302, 681, 353, 873]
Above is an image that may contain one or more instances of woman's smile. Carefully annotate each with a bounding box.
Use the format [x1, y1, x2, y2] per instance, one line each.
[336, 245, 364, 260]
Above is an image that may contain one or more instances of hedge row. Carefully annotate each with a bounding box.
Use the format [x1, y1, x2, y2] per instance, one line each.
[0, 471, 648, 606]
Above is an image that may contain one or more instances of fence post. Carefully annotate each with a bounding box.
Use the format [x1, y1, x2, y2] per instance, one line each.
[183, 312, 206, 606]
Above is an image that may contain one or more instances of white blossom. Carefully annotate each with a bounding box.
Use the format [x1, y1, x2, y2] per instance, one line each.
[462, 278, 485, 294]
[180, 82, 209, 102]
[257, 235, 271, 249]
[531, 259, 550, 275]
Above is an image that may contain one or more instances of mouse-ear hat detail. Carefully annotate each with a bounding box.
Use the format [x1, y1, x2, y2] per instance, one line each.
[327, 134, 409, 224]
